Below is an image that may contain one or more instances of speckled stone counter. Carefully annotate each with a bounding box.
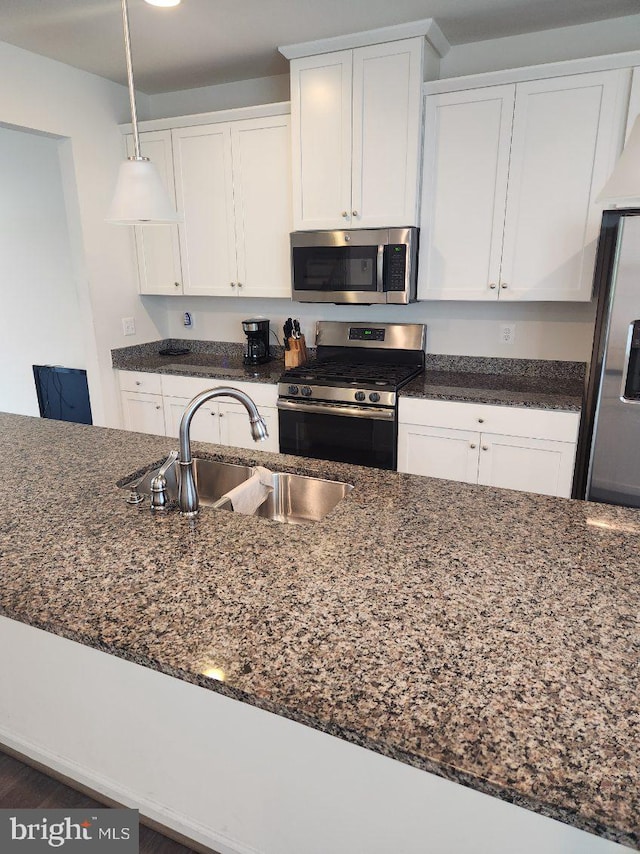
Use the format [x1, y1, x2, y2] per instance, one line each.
[1, 413, 636, 848]
[112, 340, 585, 410]
[403, 355, 585, 411]
[111, 339, 287, 383]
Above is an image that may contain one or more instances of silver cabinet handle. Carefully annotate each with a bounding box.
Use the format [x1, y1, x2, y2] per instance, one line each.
[352, 210, 358, 216]
[501, 283, 508, 289]
[482, 445, 488, 451]
[174, 281, 180, 288]
[230, 282, 236, 288]
[237, 282, 243, 288]
[155, 405, 161, 410]
[470, 443, 476, 449]
[489, 283, 497, 289]
[478, 418, 484, 423]
[135, 381, 141, 386]
[341, 211, 349, 218]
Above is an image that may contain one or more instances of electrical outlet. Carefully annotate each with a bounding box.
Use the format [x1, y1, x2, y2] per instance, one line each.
[183, 311, 194, 329]
[500, 324, 515, 345]
[122, 317, 136, 336]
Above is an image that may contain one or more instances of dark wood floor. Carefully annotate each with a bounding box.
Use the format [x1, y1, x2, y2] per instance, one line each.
[0, 750, 201, 853]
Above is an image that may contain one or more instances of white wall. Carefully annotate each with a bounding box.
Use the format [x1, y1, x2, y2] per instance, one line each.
[0, 41, 163, 428]
[0, 127, 86, 416]
[146, 74, 290, 120]
[155, 295, 596, 362]
[440, 14, 640, 79]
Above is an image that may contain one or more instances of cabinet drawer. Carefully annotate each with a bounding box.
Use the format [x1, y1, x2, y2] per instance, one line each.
[398, 398, 580, 442]
[117, 370, 163, 396]
[160, 374, 278, 407]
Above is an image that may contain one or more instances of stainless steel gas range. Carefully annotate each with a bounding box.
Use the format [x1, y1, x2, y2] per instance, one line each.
[277, 321, 426, 470]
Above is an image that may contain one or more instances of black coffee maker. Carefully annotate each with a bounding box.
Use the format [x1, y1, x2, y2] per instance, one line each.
[242, 318, 271, 365]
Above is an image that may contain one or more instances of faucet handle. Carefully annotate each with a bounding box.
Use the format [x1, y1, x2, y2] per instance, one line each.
[150, 451, 178, 512]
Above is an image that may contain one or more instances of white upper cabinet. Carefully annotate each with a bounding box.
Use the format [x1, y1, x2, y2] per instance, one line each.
[172, 123, 237, 297]
[419, 86, 514, 300]
[172, 116, 292, 299]
[230, 116, 292, 299]
[127, 130, 183, 296]
[352, 41, 424, 229]
[290, 37, 424, 231]
[290, 50, 352, 231]
[419, 69, 627, 302]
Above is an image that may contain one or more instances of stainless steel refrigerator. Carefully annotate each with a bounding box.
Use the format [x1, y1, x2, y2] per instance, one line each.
[575, 207, 640, 506]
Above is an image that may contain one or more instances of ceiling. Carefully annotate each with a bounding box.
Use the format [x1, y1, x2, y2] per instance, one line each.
[0, 0, 637, 94]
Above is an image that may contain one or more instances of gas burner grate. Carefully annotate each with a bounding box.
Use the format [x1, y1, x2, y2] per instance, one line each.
[284, 360, 422, 389]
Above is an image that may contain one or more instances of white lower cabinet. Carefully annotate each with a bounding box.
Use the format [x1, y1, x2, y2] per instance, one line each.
[120, 390, 166, 436]
[163, 394, 279, 454]
[163, 396, 220, 444]
[117, 371, 279, 453]
[118, 370, 166, 435]
[218, 400, 279, 453]
[398, 398, 580, 498]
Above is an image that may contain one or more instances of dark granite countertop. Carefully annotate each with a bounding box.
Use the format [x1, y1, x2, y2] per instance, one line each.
[402, 355, 585, 411]
[112, 341, 585, 411]
[112, 339, 286, 384]
[0, 413, 637, 848]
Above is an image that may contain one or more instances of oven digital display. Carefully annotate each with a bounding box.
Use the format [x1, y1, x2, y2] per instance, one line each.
[349, 327, 385, 342]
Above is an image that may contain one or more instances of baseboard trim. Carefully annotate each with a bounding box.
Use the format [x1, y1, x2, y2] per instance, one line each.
[0, 730, 257, 854]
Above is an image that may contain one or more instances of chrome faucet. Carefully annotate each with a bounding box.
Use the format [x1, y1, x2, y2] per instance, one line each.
[177, 386, 269, 516]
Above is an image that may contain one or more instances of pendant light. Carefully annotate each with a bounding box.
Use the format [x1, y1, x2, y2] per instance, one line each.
[107, 0, 180, 224]
[596, 115, 640, 207]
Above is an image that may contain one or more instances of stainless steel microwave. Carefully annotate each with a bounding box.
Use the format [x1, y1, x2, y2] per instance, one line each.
[291, 227, 418, 304]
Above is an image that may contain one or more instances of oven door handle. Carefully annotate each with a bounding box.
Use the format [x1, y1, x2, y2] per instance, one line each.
[277, 399, 396, 422]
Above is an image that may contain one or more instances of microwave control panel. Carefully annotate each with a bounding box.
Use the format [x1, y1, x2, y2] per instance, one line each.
[384, 244, 407, 292]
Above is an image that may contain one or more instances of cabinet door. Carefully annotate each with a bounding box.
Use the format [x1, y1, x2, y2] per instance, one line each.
[121, 391, 165, 436]
[625, 66, 640, 140]
[231, 116, 292, 298]
[172, 124, 238, 296]
[500, 70, 626, 302]
[477, 433, 576, 497]
[351, 38, 423, 229]
[290, 51, 353, 230]
[127, 131, 183, 296]
[397, 423, 479, 483]
[418, 86, 514, 300]
[163, 396, 220, 444]
[218, 402, 279, 453]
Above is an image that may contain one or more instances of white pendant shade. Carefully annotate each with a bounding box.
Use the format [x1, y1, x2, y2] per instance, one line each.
[596, 115, 640, 207]
[106, 158, 180, 224]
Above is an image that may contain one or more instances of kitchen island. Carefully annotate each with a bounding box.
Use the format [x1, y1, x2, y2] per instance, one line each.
[0, 412, 637, 853]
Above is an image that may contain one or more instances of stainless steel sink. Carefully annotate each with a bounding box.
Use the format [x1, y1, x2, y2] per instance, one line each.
[121, 458, 352, 523]
[254, 472, 353, 524]
[123, 458, 254, 507]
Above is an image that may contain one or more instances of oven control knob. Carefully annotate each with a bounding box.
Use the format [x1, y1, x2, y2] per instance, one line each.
[369, 392, 380, 403]
[288, 385, 299, 396]
[355, 391, 366, 402]
[301, 386, 312, 397]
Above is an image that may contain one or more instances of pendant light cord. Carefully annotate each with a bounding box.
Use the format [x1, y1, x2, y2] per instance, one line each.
[121, 0, 143, 161]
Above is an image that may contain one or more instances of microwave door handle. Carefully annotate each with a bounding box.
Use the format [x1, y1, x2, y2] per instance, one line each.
[375, 244, 383, 293]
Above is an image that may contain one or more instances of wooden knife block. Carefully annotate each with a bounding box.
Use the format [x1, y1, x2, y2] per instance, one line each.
[284, 335, 308, 368]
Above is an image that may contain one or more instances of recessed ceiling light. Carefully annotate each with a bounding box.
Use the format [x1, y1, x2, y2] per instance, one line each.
[144, 0, 181, 6]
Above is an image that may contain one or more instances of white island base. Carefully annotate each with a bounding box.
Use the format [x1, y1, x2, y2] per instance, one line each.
[0, 616, 631, 854]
